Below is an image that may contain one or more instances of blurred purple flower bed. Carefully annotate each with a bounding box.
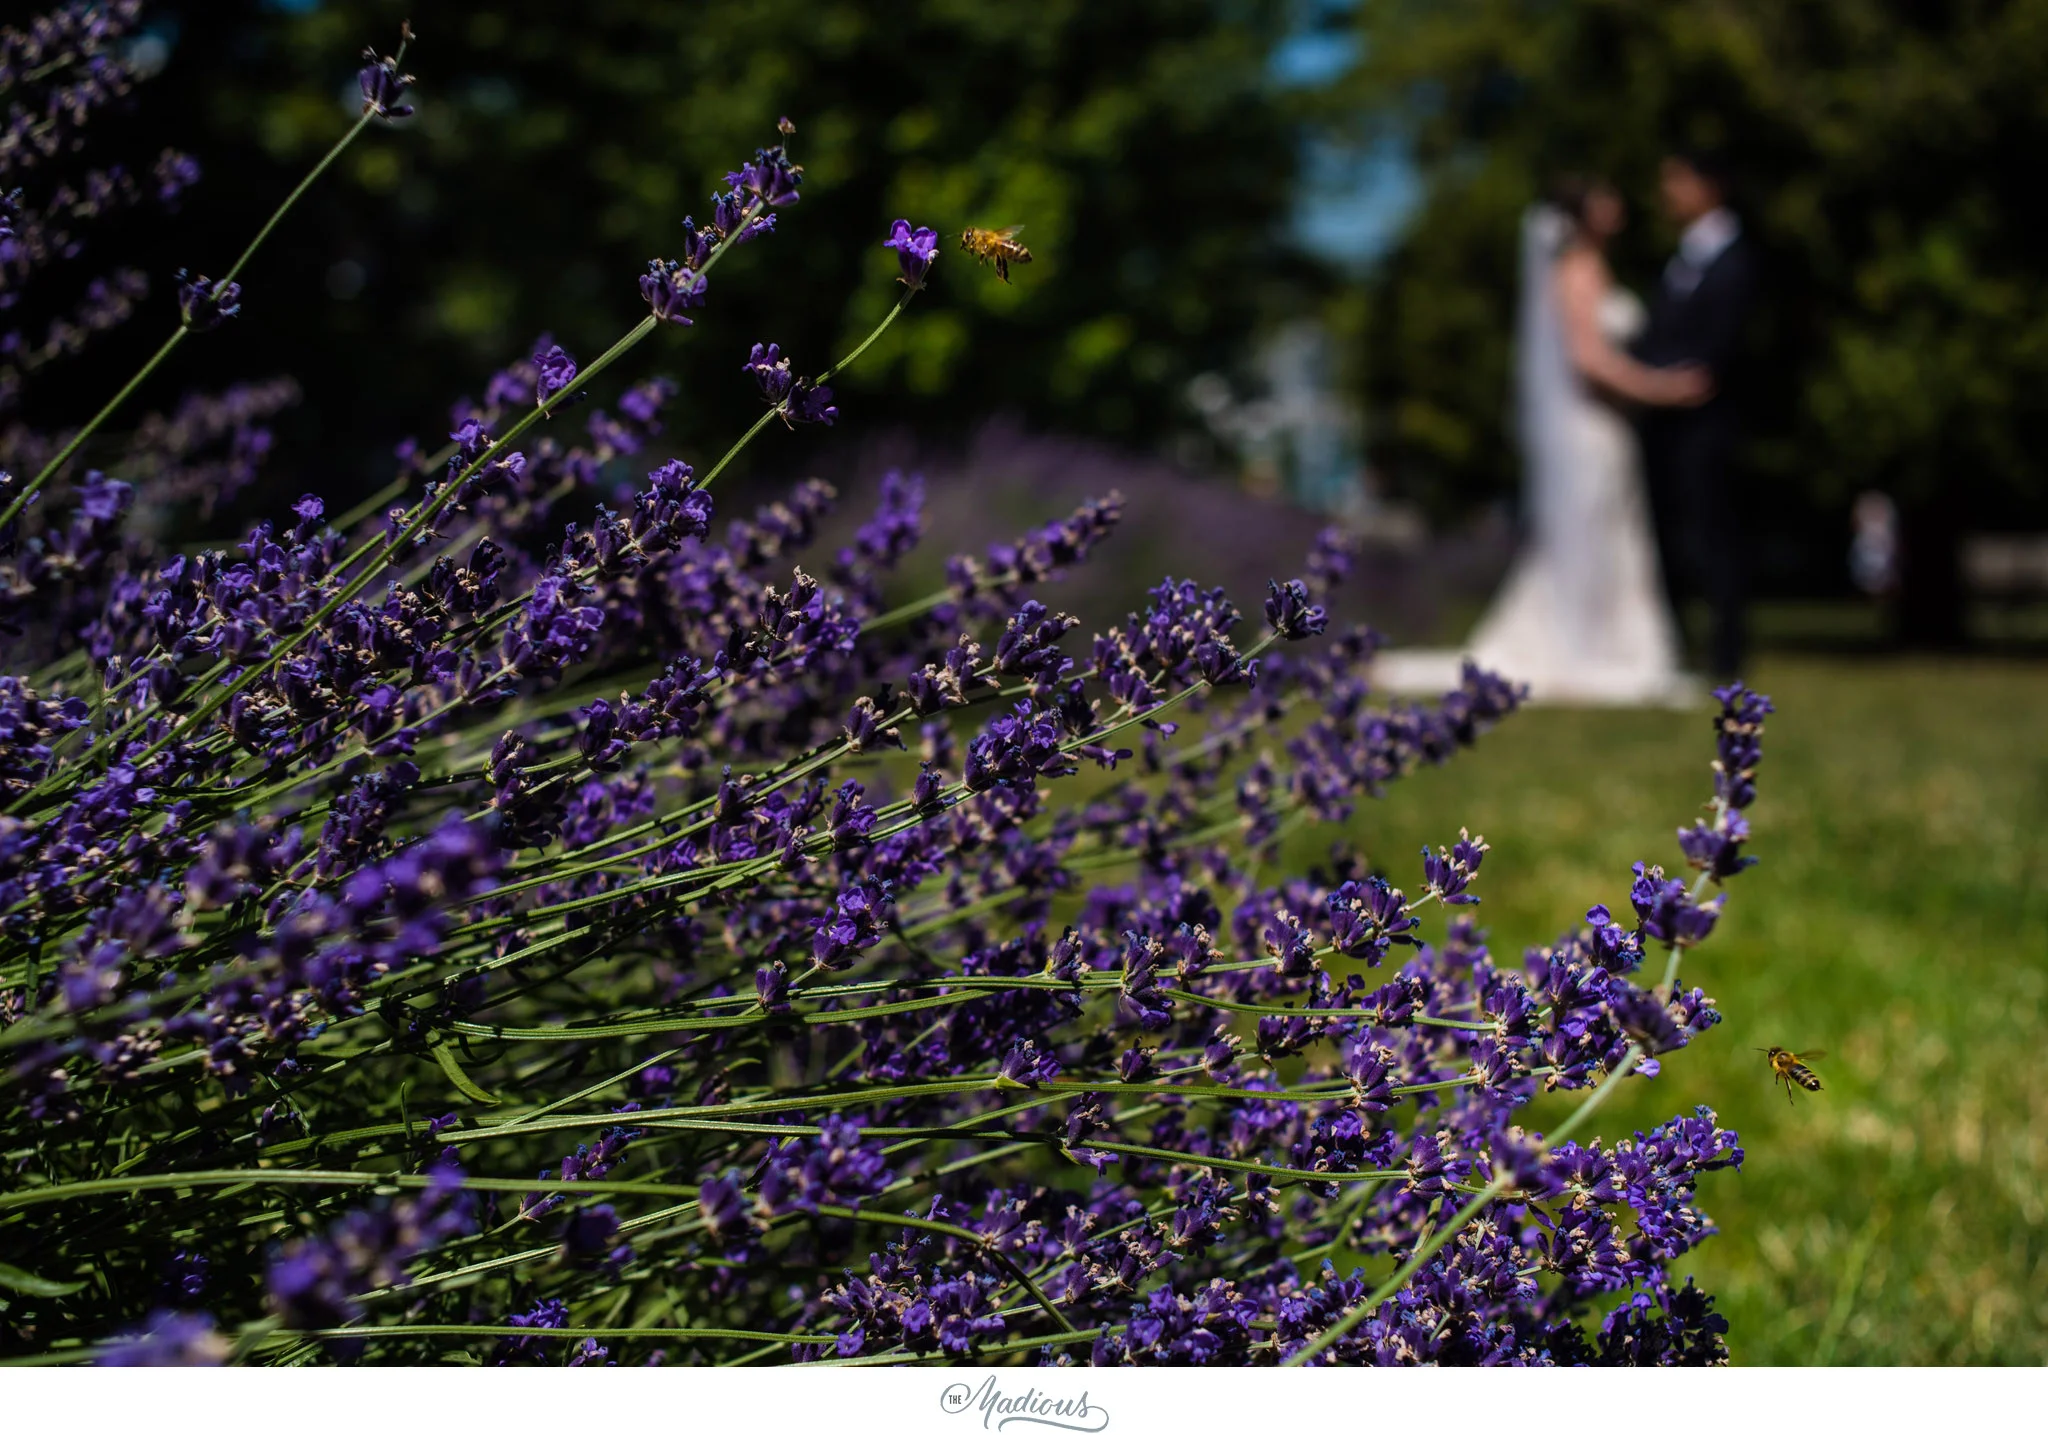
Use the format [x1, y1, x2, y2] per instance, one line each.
[815, 420, 1513, 645]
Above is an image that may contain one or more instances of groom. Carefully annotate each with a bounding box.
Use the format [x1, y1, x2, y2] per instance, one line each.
[1636, 150, 1757, 680]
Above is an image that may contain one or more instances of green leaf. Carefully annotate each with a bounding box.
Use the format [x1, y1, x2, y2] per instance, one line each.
[0, 1262, 87, 1298]
[429, 1041, 502, 1106]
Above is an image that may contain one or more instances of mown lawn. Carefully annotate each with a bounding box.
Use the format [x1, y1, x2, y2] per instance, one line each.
[1329, 657, 2048, 1364]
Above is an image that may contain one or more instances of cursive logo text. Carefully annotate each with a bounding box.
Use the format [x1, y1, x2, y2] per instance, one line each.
[938, 1375, 1110, 1433]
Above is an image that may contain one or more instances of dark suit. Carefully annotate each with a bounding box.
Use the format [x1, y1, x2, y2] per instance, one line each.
[1635, 231, 1756, 678]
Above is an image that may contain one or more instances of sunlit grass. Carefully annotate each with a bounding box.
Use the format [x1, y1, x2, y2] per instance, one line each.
[1325, 656, 2048, 1364]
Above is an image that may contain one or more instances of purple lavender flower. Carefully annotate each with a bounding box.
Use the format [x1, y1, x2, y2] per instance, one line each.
[755, 959, 794, 1014]
[810, 876, 892, 971]
[1584, 904, 1646, 972]
[966, 700, 1075, 792]
[787, 378, 837, 426]
[1264, 578, 1327, 639]
[1710, 683, 1773, 810]
[640, 259, 706, 324]
[1679, 809, 1754, 881]
[358, 45, 415, 118]
[176, 271, 241, 330]
[1630, 861, 1723, 947]
[841, 695, 904, 754]
[97, 1311, 229, 1366]
[1327, 876, 1419, 964]
[1594, 1279, 1731, 1365]
[742, 342, 795, 403]
[519, 1124, 641, 1221]
[884, 219, 939, 289]
[163, 1251, 209, 1304]
[1421, 829, 1488, 905]
[1116, 931, 1174, 1030]
[911, 763, 946, 814]
[534, 342, 578, 406]
[727, 143, 803, 208]
[558, 1203, 623, 1260]
[757, 1116, 892, 1214]
[154, 149, 202, 204]
[267, 1162, 473, 1334]
[698, 1172, 763, 1243]
[494, 1298, 569, 1365]
[1342, 1038, 1399, 1110]
[829, 779, 877, 848]
[995, 1037, 1062, 1088]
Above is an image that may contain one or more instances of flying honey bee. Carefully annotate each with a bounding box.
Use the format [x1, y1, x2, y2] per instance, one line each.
[960, 225, 1032, 282]
[1760, 1046, 1824, 1102]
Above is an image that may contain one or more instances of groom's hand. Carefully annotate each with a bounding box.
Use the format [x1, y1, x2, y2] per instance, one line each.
[1651, 363, 1714, 408]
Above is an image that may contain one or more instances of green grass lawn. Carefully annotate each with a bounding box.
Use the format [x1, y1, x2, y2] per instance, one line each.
[1331, 656, 2048, 1364]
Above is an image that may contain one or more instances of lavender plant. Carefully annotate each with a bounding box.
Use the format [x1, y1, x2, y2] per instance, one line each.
[0, 26, 1773, 1368]
[1, 1, 298, 647]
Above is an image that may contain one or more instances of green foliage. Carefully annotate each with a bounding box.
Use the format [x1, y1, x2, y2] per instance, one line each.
[1341, 651, 2048, 1362]
[158, 0, 1305, 482]
[1345, 0, 2048, 524]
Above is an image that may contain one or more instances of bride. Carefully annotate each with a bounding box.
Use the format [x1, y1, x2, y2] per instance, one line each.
[1377, 179, 1708, 706]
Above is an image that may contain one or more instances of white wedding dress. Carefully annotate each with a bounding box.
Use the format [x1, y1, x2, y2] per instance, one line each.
[1374, 207, 1697, 707]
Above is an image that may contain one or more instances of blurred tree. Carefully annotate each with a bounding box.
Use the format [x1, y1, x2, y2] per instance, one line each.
[75, 0, 1307, 505]
[1342, 0, 2048, 644]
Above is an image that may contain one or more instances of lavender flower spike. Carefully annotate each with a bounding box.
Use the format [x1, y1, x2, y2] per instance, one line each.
[885, 219, 940, 290]
[641, 259, 707, 325]
[358, 44, 415, 119]
[535, 343, 578, 406]
[176, 272, 241, 331]
[744, 343, 796, 404]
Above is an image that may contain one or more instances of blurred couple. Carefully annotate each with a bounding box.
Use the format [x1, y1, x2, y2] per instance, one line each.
[1382, 152, 1754, 704]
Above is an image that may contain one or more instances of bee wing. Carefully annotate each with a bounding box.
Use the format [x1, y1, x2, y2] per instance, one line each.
[1798, 1050, 1826, 1062]
[995, 224, 1026, 239]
